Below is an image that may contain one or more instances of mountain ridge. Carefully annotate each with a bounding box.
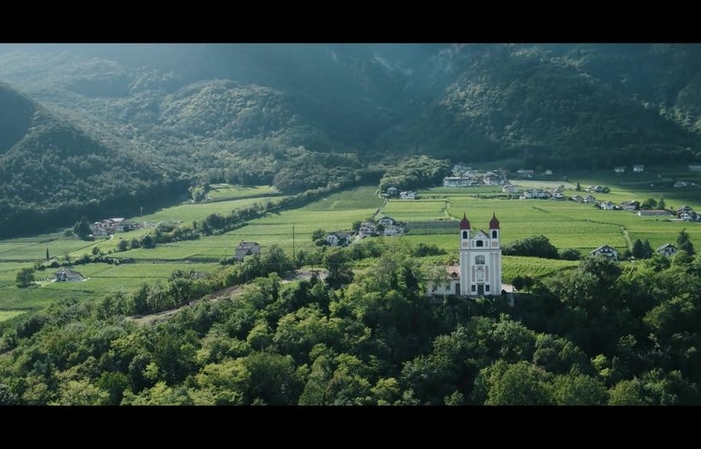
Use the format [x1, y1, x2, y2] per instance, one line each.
[2, 43, 701, 237]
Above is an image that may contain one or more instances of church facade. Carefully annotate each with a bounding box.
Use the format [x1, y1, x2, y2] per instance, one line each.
[426, 212, 503, 297]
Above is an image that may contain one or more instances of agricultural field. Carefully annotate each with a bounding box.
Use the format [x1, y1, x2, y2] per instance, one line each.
[206, 184, 279, 201]
[137, 195, 284, 224]
[2, 169, 701, 324]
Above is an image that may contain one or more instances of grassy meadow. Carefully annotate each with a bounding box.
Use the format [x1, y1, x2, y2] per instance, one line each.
[1, 167, 701, 323]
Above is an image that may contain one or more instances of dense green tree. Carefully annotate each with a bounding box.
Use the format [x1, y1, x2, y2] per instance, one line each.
[73, 216, 92, 240]
[641, 198, 658, 209]
[677, 228, 695, 256]
[608, 378, 646, 405]
[473, 360, 553, 405]
[551, 373, 608, 405]
[15, 267, 36, 288]
[502, 235, 559, 259]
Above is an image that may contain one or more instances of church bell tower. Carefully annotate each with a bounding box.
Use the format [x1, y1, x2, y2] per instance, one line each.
[459, 212, 502, 296]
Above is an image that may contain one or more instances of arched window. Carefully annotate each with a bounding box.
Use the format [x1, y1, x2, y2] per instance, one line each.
[475, 255, 485, 265]
[462, 231, 468, 239]
[492, 230, 498, 238]
[476, 240, 484, 247]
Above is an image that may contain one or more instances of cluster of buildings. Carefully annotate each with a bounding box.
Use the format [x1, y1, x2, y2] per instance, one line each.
[384, 187, 416, 200]
[442, 167, 509, 188]
[589, 243, 679, 261]
[323, 216, 407, 248]
[90, 218, 141, 237]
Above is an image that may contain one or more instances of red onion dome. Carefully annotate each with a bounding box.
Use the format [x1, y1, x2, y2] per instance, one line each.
[460, 213, 471, 229]
[489, 212, 500, 229]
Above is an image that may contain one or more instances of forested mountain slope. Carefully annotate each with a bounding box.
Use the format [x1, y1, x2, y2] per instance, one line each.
[2, 44, 701, 237]
[0, 82, 188, 238]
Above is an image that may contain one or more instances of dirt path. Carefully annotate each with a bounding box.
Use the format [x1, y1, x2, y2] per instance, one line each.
[127, 269, 327, 326]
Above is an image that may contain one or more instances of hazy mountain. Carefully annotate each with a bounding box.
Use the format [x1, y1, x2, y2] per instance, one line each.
[2, 43, 701, 237]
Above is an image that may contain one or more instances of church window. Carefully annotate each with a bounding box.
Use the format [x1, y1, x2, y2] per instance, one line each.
[475, 255, 485, 265]
[486, 285, 490, 292]
[476, 240, 484, 247]
[471, 285, 476, 292]
[492, 230, 497, 238]
[462, 231, 468, 239]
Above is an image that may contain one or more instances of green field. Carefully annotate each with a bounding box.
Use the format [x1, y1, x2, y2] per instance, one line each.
[1, 172, 701, 323]
[206, 184, 279, 201]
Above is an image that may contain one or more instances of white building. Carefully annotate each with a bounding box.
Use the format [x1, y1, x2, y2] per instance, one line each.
[427, 212, 503, 297]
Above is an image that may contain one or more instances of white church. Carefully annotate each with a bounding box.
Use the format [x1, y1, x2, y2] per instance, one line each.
[426, 212, 503, 297]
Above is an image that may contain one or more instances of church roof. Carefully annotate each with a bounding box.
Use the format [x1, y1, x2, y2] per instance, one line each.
[489, 212, 500, 229]
[460, 213, 471, 229]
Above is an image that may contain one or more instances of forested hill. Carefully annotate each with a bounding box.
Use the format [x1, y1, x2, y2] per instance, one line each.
[2, 44, 701, 237]
[0, 82, 188, 238]
[1, 43, 700, 165]
[376, 44, 701, 167]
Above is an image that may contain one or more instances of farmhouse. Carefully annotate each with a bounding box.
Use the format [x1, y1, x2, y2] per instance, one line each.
[377, 216, 395, 226]
[614, 166, 626, 173]
[383, 225, 404, 236]
[234, 241, 261, 261]
[633, 165, 645, 173]
[656, 244, 677, 258]
[54, 269, 84, 282]
[324, 232, 352, 247]
[620, 201, 639, 211]
[427, 212, 502, 297]
[358, 221, 377, 237]
[590, 245, 618, 260]
[443, 176, 477, 187]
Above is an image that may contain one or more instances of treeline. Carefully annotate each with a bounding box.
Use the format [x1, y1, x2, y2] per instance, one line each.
[3, 239, 701, 405]
[378, 155, 451, 192]
[502, 235, 581, 260]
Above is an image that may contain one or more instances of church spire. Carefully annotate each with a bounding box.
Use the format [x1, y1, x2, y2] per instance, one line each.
[460, 212, 471, 229]
[489, 211, 500, 229]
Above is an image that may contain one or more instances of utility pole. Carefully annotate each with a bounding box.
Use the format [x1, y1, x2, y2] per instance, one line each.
[292, 226, 295, 261]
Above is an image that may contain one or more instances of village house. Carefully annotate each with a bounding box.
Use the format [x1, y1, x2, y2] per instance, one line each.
[550, 189, 565, 200]
[54, 269, 84, 282]
[590, 245, 619, 260]
[621, 200, 639, 211]
[656, 243, 677, 258]
[399, 191, 416, 200]
[91, 217, 137, 236]
[234, 241, 261, 261]
[386, 187, 398, 197]
[633, 164, 645, 173]
[383, 225, 404, 236]
[614, 166, 626, 173]
[598, 201, 616, 210]
[482, 171, 506, 185]
[324, 232, 352, 247]
[502, 184, 519, 194]
[377, 216, 395, 226]
[358, 221, 377, 237]
[443, 176, 477, 187]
